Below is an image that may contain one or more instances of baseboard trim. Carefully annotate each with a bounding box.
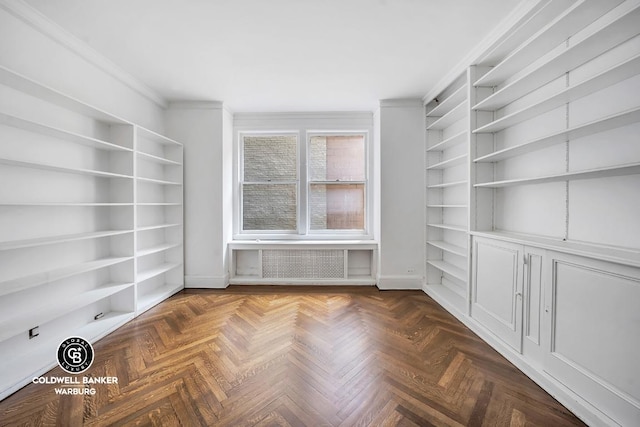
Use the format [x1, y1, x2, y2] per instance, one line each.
[377, 275, 423, 290]
[184, 275, 229, 289]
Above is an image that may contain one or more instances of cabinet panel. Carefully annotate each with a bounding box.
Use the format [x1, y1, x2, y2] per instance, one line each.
[522, 246, 546, 367]
[544, 252, 640, 426]
[524, 249, 543, 346]
[471, 237, 523, 352]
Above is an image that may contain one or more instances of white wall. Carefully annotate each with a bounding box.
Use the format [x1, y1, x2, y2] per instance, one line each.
[222, 108, 234, 271]
[0, 1, 164, 131]
[378, 99, 425, 289]
[164, 102, 231, 288]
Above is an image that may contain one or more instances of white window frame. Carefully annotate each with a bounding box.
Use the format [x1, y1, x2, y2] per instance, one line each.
[238, 131, 300, 235]
[306, 131, 370, 237]
[235, 129, 373, 240]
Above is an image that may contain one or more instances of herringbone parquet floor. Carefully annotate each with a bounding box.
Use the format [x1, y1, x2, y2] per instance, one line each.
[0, 286, 586, 426]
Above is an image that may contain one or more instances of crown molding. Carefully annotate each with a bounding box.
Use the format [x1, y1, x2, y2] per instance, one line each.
[423, 0, 542, 103]
[0, 0, 167, 108]
[379, 99, 423, 108]
[233, 111, 373, 123]
[168, 100, 225, 110]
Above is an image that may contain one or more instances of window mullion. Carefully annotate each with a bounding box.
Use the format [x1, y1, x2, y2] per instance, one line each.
[299, 130, 308, 235]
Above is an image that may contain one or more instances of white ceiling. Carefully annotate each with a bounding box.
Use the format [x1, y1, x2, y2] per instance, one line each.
[25, 0, 521, 112]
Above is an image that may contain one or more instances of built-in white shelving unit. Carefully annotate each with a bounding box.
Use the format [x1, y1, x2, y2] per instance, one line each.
[424, 70, 470, 313]
[471, 0, 640, 247]
[134, 127, 184, 315]
[0, 66, 184, 400]
[423, 1, 640, 426]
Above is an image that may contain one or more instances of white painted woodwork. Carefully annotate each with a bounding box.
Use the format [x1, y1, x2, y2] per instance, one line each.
[424, 71, 471, 312]
[425, 2, 640, 425]
[229, 241, 377, 285]
[471, 238, 523, 352]
[0, 67, 184, 400]
[544, 252, 640, 427]
[522, 246, 546, 367]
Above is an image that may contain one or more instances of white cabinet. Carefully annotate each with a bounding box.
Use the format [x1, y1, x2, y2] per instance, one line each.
[543, 252, 640, 427]
[471, 237, 545, 363]
[424, 1, 640, 425]
[472, 236, 640, 425]
[471, 238, 524, 352]
[0, 66, 184, 400]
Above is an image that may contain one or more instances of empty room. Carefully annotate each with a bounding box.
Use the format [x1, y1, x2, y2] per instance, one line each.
[0, 0, 639, 425]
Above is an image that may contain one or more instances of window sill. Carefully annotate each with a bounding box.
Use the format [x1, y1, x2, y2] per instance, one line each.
[229, 240, 378, 250]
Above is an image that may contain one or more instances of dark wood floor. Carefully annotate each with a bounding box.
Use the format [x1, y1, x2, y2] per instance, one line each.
[0, 286, 586, 426]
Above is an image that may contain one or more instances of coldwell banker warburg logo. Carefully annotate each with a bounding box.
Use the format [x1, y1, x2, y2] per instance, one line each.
[57, 336, 94, 374]
[32, 336, 119, 396]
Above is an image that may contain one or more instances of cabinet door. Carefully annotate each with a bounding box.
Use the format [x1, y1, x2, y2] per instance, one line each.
[522, 246, 546, 366]
[543, 252, 640, 427]
[471, 237, 523, 352]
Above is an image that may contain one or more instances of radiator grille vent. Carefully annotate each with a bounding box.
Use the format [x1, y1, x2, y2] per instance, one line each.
[262, 249, 344, 279]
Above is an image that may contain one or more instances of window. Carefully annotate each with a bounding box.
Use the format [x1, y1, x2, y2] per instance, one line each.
[238, 131, 369, 238]
[308, 134, 366, 231]
[241, 134, 298, 231]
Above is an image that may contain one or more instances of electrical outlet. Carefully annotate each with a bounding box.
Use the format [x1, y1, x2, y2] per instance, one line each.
[29, 326, 39, 339]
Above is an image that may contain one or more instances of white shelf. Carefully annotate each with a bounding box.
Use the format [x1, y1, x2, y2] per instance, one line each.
[0, 229, 133, 251]
[475, 163, 640, 188]
[427, 204, 467, 209]
[427, 154, 467, 170]
[0, 310, 133, 401]
[0, 66, 128, 124]
[0, 64, 184, 403]
[0, 256, 132, 297]
[428, 240, 467, 257]
[0, 157, 133, 179]
[136, 151, 182, 166]
[0, 113, 132, 152]
[137, 283, 183, 314]
[423, 282, 467, 312]
[427, 4, 639, 426]
[427, 180, 467, 189]
[426, 131, 467, 152]
[427, 260, 467, 283]
[137, 262, 181, 283]
[0, 202, 134, 206]
[136, 176, 181, 185]
[474, 54, 640, 132]
[472, 230, 640, 268]
[136, 223, 181, 232]
[137, 127, 182, 146]
[427, 223, 467, 232]
[0, 282, 134, 342]
[474, 1, 624, 87]
[475, 107, 640, 163]
[427, 100, 467, 130]
[426, 84, 467, 117]
[137, 202, 182, 206]
[137, 243, 181, 258]
[474, 4, 640, 110]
